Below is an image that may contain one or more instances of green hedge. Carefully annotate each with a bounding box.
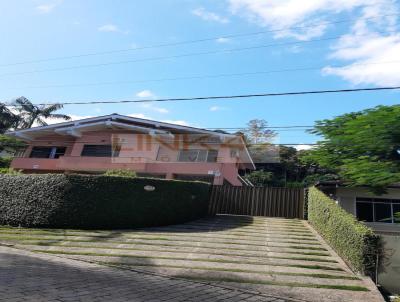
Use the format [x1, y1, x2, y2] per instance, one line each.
[308, 187, 381, 276]
[0, 174, 210, 229]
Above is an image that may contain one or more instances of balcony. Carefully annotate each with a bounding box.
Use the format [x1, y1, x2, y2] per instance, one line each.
[11, 156, 147, 172]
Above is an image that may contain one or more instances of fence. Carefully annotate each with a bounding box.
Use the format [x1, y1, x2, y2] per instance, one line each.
[208, 186, 305, 219]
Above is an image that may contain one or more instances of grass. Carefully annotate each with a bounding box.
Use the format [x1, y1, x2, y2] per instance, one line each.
[172, 275, 369, 292]
[33, 250, 344, 271]
[0, 232, 324, 249]
[16, 242, 337, 263]
[0, 229, 321, 244]
[2, 237, 331, 256]
[101, 262, 359, 280]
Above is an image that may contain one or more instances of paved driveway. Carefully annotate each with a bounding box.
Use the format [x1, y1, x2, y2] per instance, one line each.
[0, 246, 293, 302]
[0, 215, 384, 302]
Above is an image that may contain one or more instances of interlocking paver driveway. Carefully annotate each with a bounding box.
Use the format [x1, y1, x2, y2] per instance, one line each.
[0, 245, 293, 302]
[0, 215, 384, 302]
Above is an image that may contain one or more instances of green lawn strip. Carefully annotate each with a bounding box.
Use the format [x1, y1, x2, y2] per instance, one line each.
[182, 222, 308, 232]
[172, 276, 369, 292]
[0, 229, 321, 244]
[20, 242, 337, 263]
[33, 250, 343, 271]
[165, 226, 313, 236]
[0, 233, 325, 249]
[0, 225, 312, 237]
[4, 238, 331, 256]
[99, 262, 358, 280]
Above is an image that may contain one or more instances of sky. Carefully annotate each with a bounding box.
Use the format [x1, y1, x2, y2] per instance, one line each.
[0, 0, 400, 147]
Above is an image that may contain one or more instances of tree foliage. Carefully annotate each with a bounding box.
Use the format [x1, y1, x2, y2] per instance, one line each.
[0, 103, 19, 134]
[302, 105, 400, 192]
[241, 119, 276, 144]
[13, 96, 71, 129]
[245, 170, 273, 186]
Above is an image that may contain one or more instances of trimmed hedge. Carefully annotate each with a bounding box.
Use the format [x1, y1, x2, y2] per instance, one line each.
[0, 174, 210, 229]
[308, 187, 381, 276]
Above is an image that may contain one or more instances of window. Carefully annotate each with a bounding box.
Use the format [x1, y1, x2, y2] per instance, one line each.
[356, 202, 374, 222]
[374, 203, 392, 223]
[393, 204, 400, 224]
[81, 145, 120, 157]
[356, 198, 400, 224]
[207, 150, 218, 162]
[177, 149, 218, 163]
[30, 146, 66, 159]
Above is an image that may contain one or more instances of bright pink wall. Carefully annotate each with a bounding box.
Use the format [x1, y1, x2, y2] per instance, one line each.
[11, 130, 242, 185]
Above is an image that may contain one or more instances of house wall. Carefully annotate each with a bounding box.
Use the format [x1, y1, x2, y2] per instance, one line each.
[11, 130, 242, 186]
[335, 187, 400, 233]
[332, 187, 400, 294]
[379, 234, 400, 294]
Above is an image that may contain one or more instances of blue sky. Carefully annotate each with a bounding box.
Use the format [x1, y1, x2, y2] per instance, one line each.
[1, 0, 399, 146]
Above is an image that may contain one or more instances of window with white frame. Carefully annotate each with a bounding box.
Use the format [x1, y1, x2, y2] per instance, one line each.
[177, 149, 218, 163]
[356, 197, 400, 224]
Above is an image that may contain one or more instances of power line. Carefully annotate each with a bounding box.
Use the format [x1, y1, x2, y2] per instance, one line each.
[4, 86, 400, 107]
[0, 30, 396, 78]
[0, 12, 397, 68]
[4, 60, 400, 90]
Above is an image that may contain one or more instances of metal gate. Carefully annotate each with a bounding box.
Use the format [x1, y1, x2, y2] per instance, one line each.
[208, 186, 305, 219]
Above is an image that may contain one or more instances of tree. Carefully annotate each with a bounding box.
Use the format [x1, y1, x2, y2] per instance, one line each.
[245, 170, 273, 186]
[302, 105, 400, 193]
[13, 96, 71, 129]
[242, 119, 276, 144]
[0, 103, 19, 134]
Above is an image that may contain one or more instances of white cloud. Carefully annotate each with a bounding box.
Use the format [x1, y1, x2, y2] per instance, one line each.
[294, 144, 315, 151]
[209, 106, 228, 111]
[135, 90, 169, 114]
[161, 120, 190, 126]
[216, 37, 231, 43]
[127, 113, 152, 120]
[322, 34, 400, 86]
[192, 7, 229, 24]
[141, 103, 169, 114]
[98, 24, 120, 32]
[36, 1, 61, 14]
[321, 2, 400, 86]
[228, 0, 394, 41]
[136, 90, 155, 98]
[228, 0, 400, 85]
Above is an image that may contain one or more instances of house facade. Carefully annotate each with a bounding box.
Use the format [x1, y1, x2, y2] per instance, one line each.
[317, 182, 400, 294]
[7, 114, 255, 186]
[317, 182, 400, 234]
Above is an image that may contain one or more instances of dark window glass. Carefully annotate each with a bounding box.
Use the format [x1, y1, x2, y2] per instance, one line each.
[81, 145, 112, 157]
[53, 147, 66, 158]
[30, 147, 66, 159]
[374, 203, 392, 223]
[207, 150, 218, 162]
[30, 147, 52, 158]
[393, 204, 400, 224]
[356, 202, 374, 222]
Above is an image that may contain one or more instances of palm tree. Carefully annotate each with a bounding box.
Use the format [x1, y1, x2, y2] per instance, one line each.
[13, 96, 71, 129]
[0, 103, 20, 133]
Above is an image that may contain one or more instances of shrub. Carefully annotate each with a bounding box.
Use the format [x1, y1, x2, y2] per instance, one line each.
[0, 157, 12, 168]
[307, 187, 381, 276]
[0, 174, 210, 229]
[0, 168, 21, 175]
[104, 169, 137, 178]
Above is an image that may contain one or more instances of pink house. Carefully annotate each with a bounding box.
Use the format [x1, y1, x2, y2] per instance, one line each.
[7, 114, 255, 186]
